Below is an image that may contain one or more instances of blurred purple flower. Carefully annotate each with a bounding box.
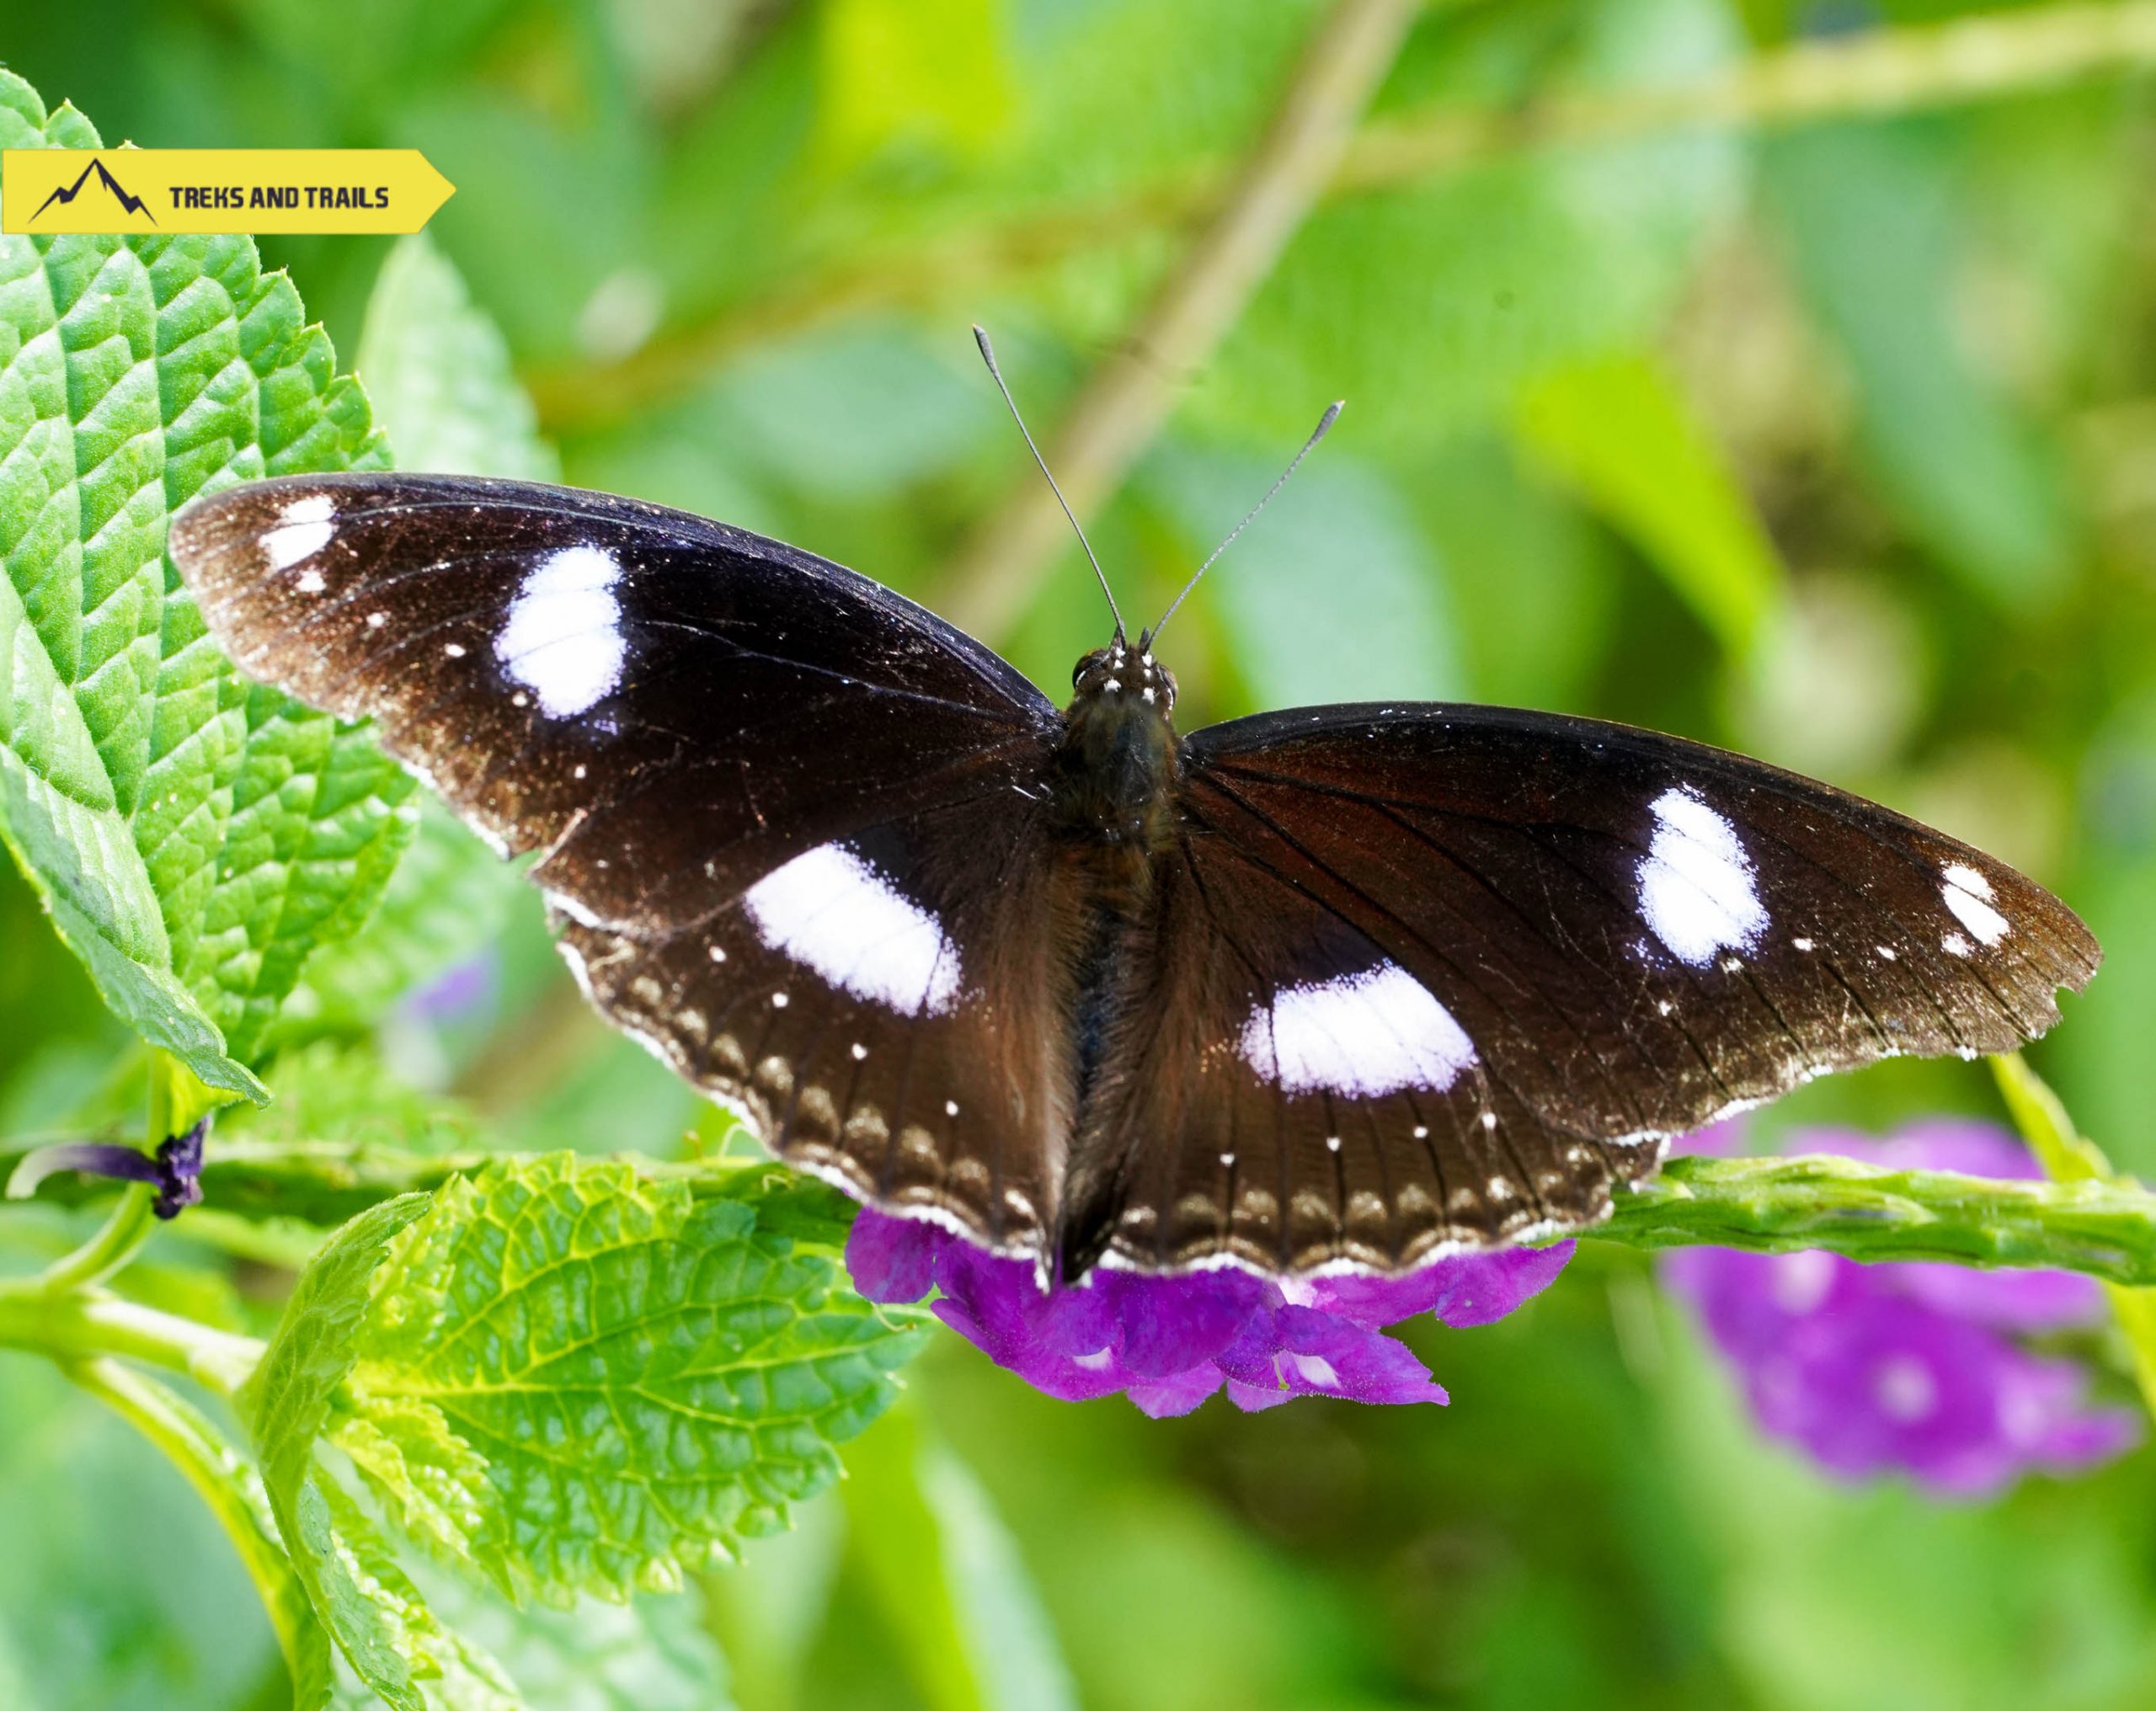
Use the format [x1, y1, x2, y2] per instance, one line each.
[403, 951, 500, 1026]
[1664, 1118, 2138, 1497]
[846, 1213, 1573, 1415]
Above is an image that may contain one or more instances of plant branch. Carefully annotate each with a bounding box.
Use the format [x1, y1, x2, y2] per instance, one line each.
[0, 1136, 857, 1247]
[1597, 1154, 2156, 1284]
[935, 0, 1420, 640]
[35, 1183, 158, 1294]
[531, 0, 2156, 434]
[64, 1358, 323, 1681]
[0, 1284, 265, 1395]
[11, 1134, 2156, 1284]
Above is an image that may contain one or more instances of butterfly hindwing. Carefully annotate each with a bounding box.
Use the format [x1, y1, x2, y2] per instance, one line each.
[559, 799, 1071, 1255]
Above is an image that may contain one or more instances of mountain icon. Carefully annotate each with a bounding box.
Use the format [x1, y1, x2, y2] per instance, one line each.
[30, 157, 157, 227]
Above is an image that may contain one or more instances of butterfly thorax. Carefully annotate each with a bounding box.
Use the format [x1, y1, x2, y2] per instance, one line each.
[1052, 643, 1181, 851]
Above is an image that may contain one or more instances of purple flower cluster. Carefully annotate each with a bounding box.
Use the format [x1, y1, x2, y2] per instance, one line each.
[1663, 1119, 2139, 1497]
[846, 1212, 1572, 1415]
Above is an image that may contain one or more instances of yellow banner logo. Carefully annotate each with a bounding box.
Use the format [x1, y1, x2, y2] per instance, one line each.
[2, 149, 455, 235]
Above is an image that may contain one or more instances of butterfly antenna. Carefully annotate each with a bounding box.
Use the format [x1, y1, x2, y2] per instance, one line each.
[1143, 401, 1343, 649]
[973, 325, 1125, 642]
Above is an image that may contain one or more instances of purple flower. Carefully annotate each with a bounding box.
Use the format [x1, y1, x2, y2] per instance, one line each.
[846, 1213, 1572, 1415]
[403, 951, 500, 1026]
[1663, 1118, 2138, 1496]
[6, 1118, 209, 1220]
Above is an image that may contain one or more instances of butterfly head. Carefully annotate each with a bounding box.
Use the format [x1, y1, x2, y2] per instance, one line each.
[1056, 642, 1181, 846]
[1070, 641, 1177, 715]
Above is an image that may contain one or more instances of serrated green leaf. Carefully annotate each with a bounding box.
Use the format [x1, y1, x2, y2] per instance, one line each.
[1763, 117, 2073, 605]
[336, 1153, 930, 1607]
[0, 72, 414, 1097]
[247, 1194, 437, 1710]
[410, 1559, 735, 1711]
[319, 1484, 525, 1711]
[282, 800, 520, 1043]
[356, 232, 558, 482]
[1513, 351, 1785, 661]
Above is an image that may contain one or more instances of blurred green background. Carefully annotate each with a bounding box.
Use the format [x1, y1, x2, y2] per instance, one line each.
[9, 0, 2156, 1705]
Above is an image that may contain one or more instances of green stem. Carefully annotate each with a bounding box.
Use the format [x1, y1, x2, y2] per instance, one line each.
[1596, 1154, 2156, 1283]
[0, 1283, 265, 1396]
[9, 1133, 2156, 1285]
[35, 1182, 157, 1293]
[0, 1137, 852, 1247]
[63, 1357, 323, 1682]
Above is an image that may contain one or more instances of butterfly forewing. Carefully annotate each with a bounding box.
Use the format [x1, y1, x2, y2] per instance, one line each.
[172, 473, 1071, 1254]
[171, 474, 1059, 928]
[1065, 703, 2098, 1275]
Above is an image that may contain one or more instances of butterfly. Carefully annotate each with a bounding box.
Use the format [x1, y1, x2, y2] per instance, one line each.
[168, 336, 2098, 1284]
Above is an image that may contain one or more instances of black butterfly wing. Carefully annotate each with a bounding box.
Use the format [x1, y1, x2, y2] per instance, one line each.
[171, 472, 1070, 1252]
[557, 795, 1072, 1253]
[1070, 703, 2099, 1276]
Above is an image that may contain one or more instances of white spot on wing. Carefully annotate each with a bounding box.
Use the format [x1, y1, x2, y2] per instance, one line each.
[1940, 862, 2009, 946]
[264, 493, 334, 572]
[495, 545, 627, 718]
[1237, 960, 1476, 1098]
[1637, 786, 1769, 967]
[743, 841, 961, 1017]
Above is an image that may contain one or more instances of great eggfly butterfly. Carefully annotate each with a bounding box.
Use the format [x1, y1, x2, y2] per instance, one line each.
[168, 346, 2097, 1284]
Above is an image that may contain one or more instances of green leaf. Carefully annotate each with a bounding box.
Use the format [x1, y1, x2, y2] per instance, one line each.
[819, 0, 1013, 168]
[1991, 1053, 2156, 1427]
[0, 1358, 286, 1711]
[246, 1194, 437, 1710]
[1763, 117, 2073, 605]
[355, 232, 558, 482]
[409, 1560, 736, 1711]
[841, 1407, 1078, 1711]
[0, 73, 413, 1099]
[336, 1154, 930, 1606]
[282, 800, 520, 1043]
[1513, 351, 1786, 661]
[318, 1484, 525, 1711]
